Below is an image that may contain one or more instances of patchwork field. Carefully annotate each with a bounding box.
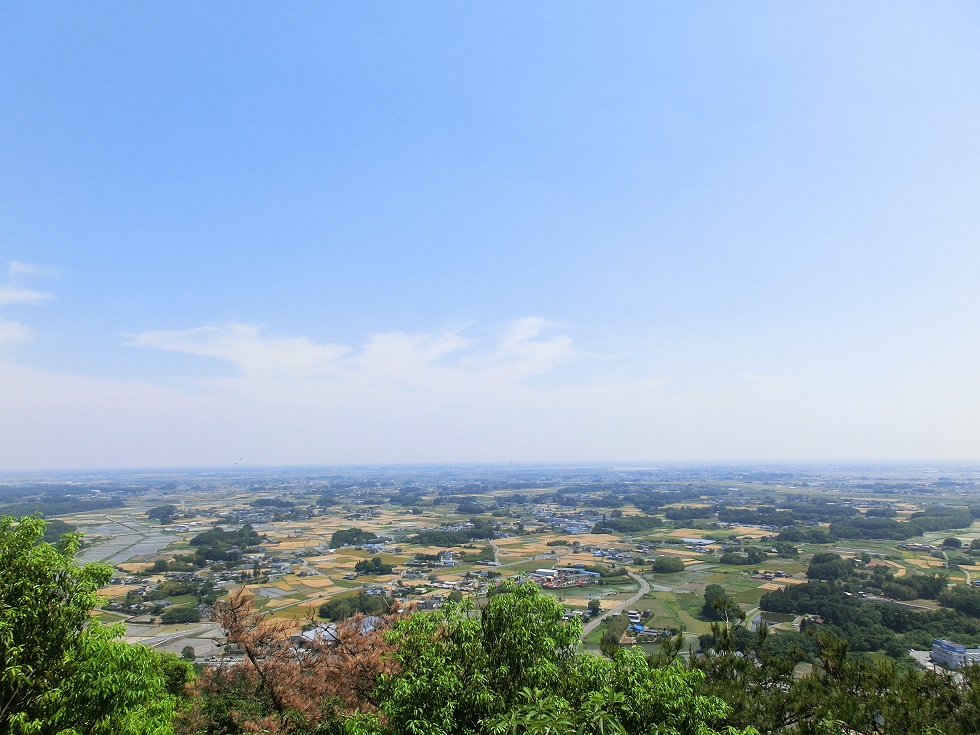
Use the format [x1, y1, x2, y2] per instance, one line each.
[33, 468, 980, 662]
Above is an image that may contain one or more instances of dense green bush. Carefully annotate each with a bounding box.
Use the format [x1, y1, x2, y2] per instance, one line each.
[0, 515, 192, 734]
[651, 556, 685, 573]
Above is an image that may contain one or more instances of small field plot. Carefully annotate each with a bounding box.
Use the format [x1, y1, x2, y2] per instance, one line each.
[662, 594, 712, 635]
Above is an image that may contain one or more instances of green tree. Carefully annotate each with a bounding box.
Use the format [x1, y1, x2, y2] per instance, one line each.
[486, 652, 749, 735]
[0, 515, 191, 734]
[652, 556, 686, 573]
[379, 582, 583, 735]
[807, 553, 852, 582]
[379, 583, 754, 735]
[702, 584, 741, 624]
[160, 607, 202, 624]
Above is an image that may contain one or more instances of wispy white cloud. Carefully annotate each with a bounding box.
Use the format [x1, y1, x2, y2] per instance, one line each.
[126, 323, 350, 380]
[0, 320, 31, 344]
[127, 318, 574, 391]
[481, 317, 574, 379]
[8, 261, 60, 278]
[0, 261, 56, 344]
[0, 286, 53, 307]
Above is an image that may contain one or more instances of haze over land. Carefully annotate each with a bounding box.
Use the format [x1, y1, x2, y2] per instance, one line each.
[2, 4, 980, 470]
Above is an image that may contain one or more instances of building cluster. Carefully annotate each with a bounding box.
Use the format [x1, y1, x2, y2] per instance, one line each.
[528, 567, 601, 588]
[931, 639, 980, 670]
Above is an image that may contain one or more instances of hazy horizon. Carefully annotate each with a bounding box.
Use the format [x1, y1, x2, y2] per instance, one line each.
[3, 4, 979, 471]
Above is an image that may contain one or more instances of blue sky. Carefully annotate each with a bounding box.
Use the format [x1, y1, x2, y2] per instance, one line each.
[2, 3, 979, 470]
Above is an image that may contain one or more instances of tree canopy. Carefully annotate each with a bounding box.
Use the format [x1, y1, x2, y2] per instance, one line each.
[0, 515, 192, 735]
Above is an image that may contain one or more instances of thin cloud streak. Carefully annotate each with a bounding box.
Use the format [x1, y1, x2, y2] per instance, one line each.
[0, 286, 53, 307]
[127, 318, 575, 392]
[0, 320, 31, 344]
[8, 261, 60, 278]
[0, 261, 56, 343]
[126, 324, 351, 380]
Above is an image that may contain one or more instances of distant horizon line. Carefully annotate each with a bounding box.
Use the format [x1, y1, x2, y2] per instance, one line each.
[3, 459, 980, 477]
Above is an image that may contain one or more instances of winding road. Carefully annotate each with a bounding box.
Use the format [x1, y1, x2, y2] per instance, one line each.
[581, 570, 651, 638]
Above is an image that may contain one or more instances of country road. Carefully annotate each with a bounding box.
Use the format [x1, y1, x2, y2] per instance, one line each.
[581, 570, 650, 638]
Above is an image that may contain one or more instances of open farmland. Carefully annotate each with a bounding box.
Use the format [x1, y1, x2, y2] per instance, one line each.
[6, 463, 980, 662]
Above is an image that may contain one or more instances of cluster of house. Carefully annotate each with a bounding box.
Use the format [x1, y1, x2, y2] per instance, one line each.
[750, 570, 788, 581]
[217, 505, 313, 525]
[531, 510, 602, 535]
[898, 542, 940, 552]
[590, 547, 635, 562]
[288, 616, 381, 649]
[102, 582, 157, 613]
[528, 567, 601, 588]
[931, 639, 980, 670]
[620, 609, 674, 640]
[681, 538, 716, 553]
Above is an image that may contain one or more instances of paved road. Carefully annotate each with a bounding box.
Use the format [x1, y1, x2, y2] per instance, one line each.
[582, 570, 651, 638]
[130, 623, 221, 649]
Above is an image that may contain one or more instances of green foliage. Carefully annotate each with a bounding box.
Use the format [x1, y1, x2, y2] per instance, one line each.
[475, 545, 497, 562]
[189, 524, 261, 563]
[486, 652, 752, 735]
[379, 583, 751, 735]
[806, 553, 852, 582]
[160, 607, 202, 624]
[189, 524, 261, 549]
[773, 542, 798, 558]
[148, 554, 200, 573]
[330, 528, 374, 549]
[665, 506, 716, 522]
[41, 519, 78, 544]
[702, 584, 740, 622]
[152, 580, 197, 599]
[318, 592, 389, 621]
[147, 505, 178, 523]
[761, 580, 980, 653]
[411, 517, 497, 546]
[938, 585, 980, 617]
[354, 557, 395, 575]
[776, 528, 830, 544]
[720, 547, 767, 566]
[693, 623, 980, 735]
[909, 507, 974, 533]
[827, 517, 920, 541]
[379, 583, 583, 735]
[0, 515, 190, 734]
[881, 572, 947, 601]
[651, 556, 685, 573]
[865, 507, 898, 518]
[600, 614, 628, 658]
